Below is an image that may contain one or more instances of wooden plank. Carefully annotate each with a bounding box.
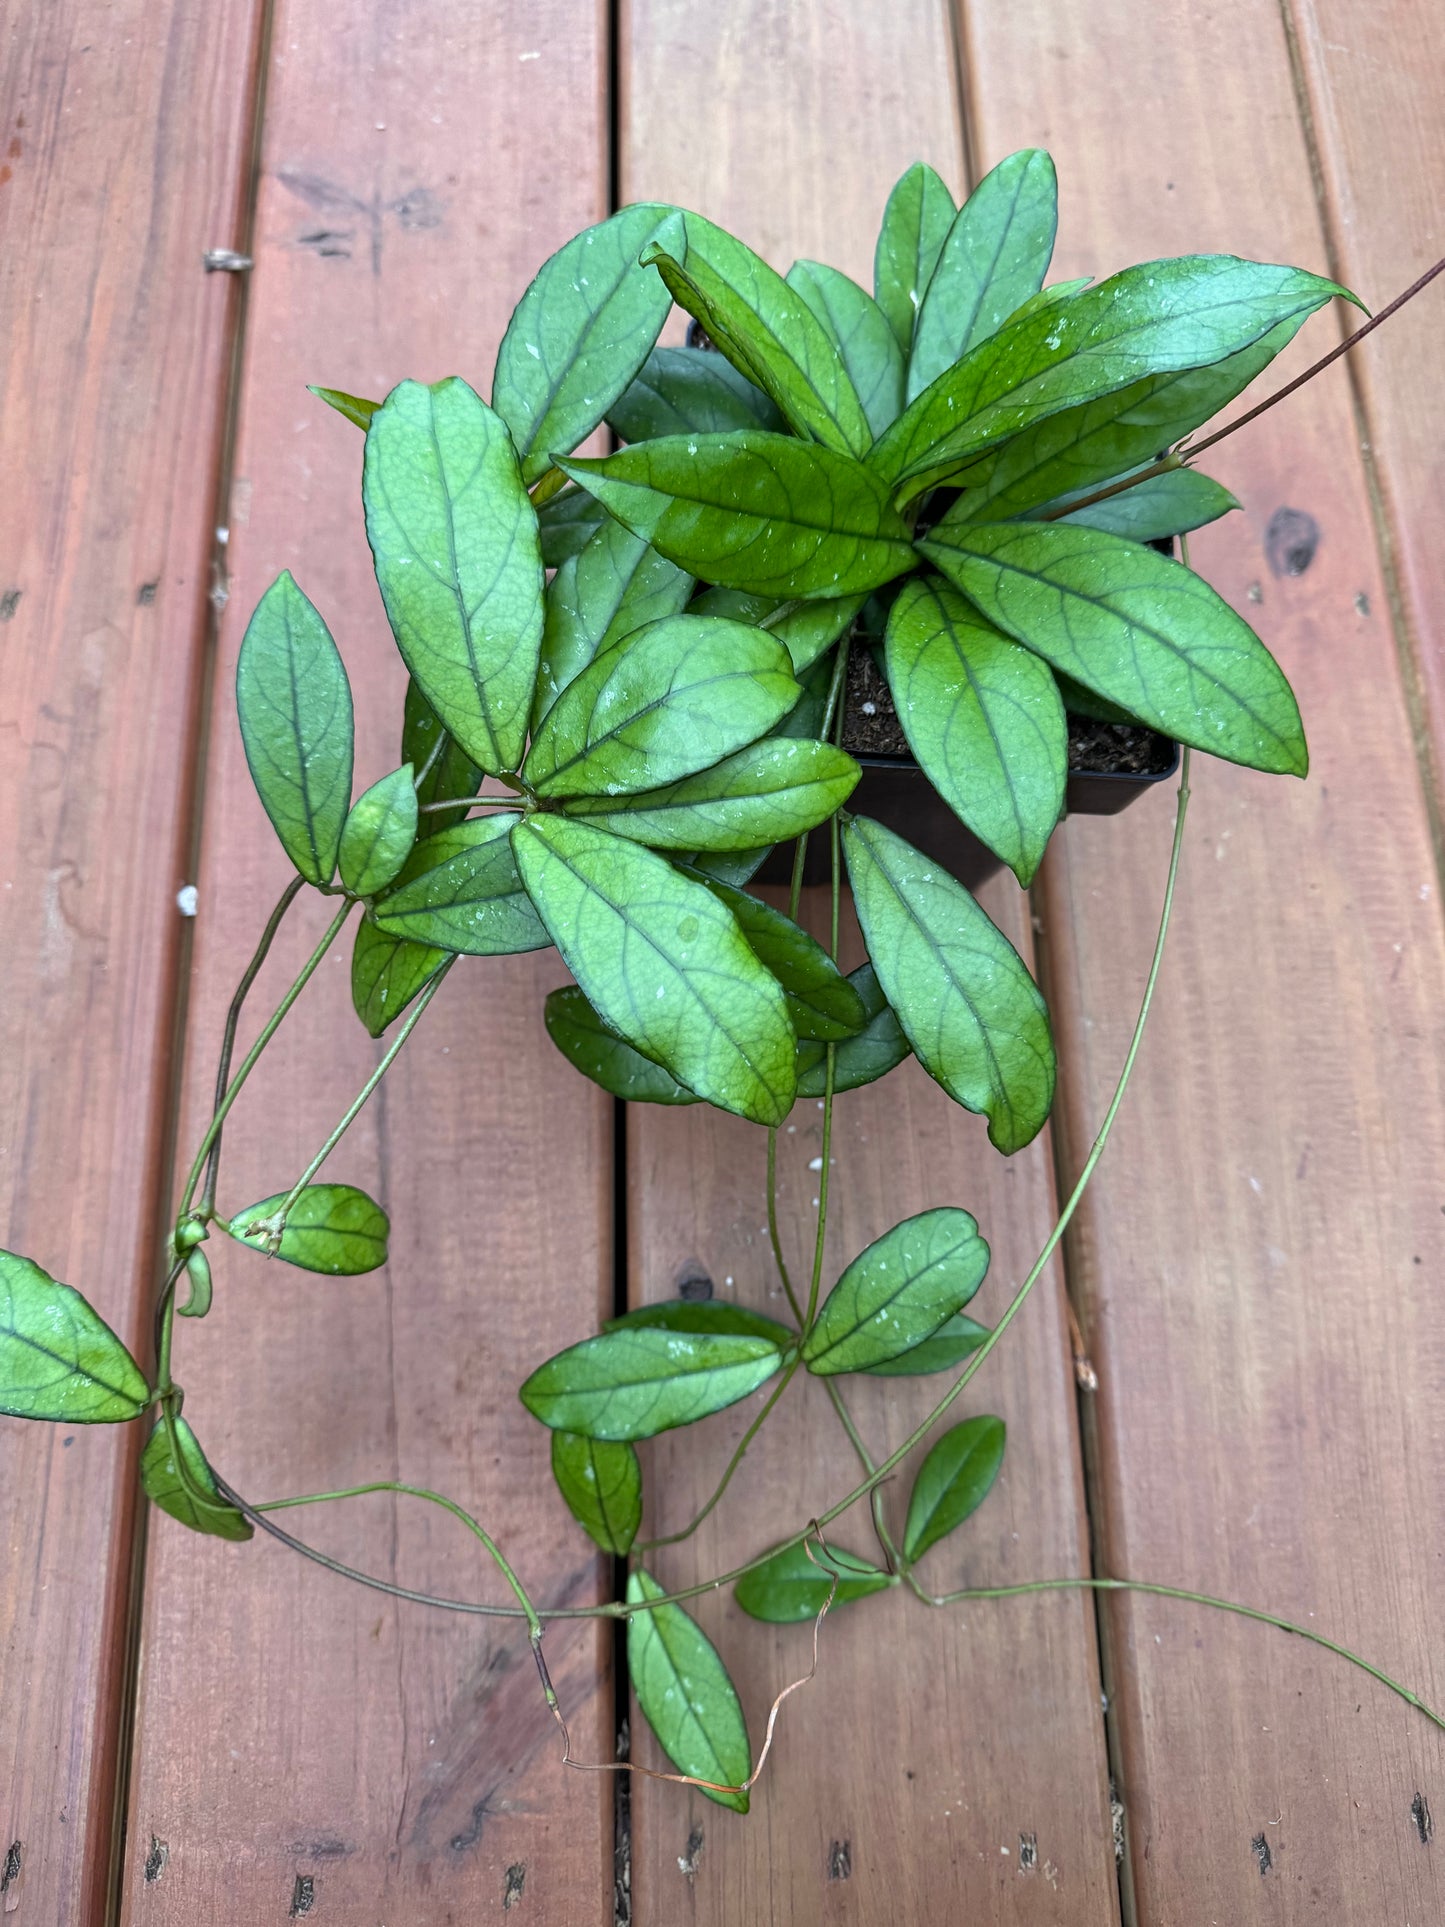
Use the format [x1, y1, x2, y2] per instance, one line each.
[956, 0, 1445, 1915]
[118, 4, 616, 1920]
[618, 4, 1120, 1916]
[0, 5, 264, 1920]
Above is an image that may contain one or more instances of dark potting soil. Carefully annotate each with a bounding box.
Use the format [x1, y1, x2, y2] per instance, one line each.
[838, 644, 1174, 776]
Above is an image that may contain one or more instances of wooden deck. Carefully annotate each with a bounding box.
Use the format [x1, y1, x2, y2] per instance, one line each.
[2, 0, 1442, 1919]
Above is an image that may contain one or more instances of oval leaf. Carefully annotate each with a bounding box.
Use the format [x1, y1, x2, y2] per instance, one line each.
[0, 1249, 150, 1422]
[141, 1416, 252, 1541]
[544, 985, 700, 1105]
[735, 1539, 892, 1623]
[551, 1431, 642, 1556]
[682, 871, 866, 1041]
[786, 259, 904, 439]
[534, 516, 693, 726]
[842, 815, 1055, 1152]
[236, 571, 354, 886]
[563, 738, 860, 852]
[513, 817, 797, 1125]
[364, 377, 543, 775]
[609, 343, 784, 442]
[309, 384, 380, 431]
[519, 1326, 783, 1440]
[860, 1311, 989, 1377]
[604, 1300, 795, 1346]
[1052, 466, 1239, 542]
[903, 1414, 1007, 1562]
[351, 918, 448, 1037]
[874, 161, 956, 352]
[628, 1568, 752, 1811]
[802, 1207, 989, 1375]
[226, 1184, 390, 1274]
[373, 814, 550, 955]
[794, 961, 912, 1097]
[338, 765, 419, 898]
[402, 679, 482, 833]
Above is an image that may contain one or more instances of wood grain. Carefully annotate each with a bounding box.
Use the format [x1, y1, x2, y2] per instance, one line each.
[118, 3, 616, 1920]
[619, 3, 1119, 1916]
[0, 5, 264, 1920]
[956, 0, 1445, 1915]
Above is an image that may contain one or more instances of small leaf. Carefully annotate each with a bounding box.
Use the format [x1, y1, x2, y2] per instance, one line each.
[685, 845, 774, 888]
[908, 148, 1057, 399]
[802, 1207, 989, 1375]
[562, 738, 860, 852]
[519, 1327, 783, 1439]
[842, 815, 1055, 1152]
[236, 571, 354, 886]
[920, 519, 1307, 774]
[1051, 466, 1240, 542]
[794, 961, 912, 1097]
[609, 343, 784, 442]
[689, 586, 864, 675]
[682, 871, 866, 1041]
[735, 1539, 891, 1622]
[513, 817, 797, 1125]
[534, 516, 693, 726]
[0, 1249, 150, 1422]
[874, 162, 957, 352]
[883, 575, 1066, 884]
[537, 485, 608, 567]
[338, 765, 419, 898]
[524, 615, 798, 800]
[176, 1246, 213, 1320]
[309, 385, 380, 430]
[604, 1300, 795, 1346]
[226, 1184, 390, 1274]
[628, 1568, 752, 1812]
[365, 377, 543, 776]
[492, 203, 678, 483]
[558, 433, 916, 600]
[373, 814, 550, 955]
[860, 1311, 989, 1376]
[544, 985, 700, 1105]
[351, 918, 448, 1037]
[786, 259, 904, 438]
[402, 679, 482, 833]
[903, 1414, 1006, 1561]
[551, 1431, 642, 1555]
[141, 1416, 252, 1540]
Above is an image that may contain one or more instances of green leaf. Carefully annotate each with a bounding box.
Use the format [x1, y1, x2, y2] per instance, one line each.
[364, 377, 543, 775]
[551, 1431, 641, 1555]
[141, 1416, 252, 1541]
[1004, 277, 1092, 327]
[883, 575, 1066, 884]
[401, 679, 482, 833]
[338, 765, 418, 898]
[534, 516, 693, 726]
[309, 384, 380, 431]
[871, 256, 1356, 499]
[520, 1326, 783, 1440]
[641, 213, 871, 455]
[537, 484, 608, 567]
[842, 815, 1055, 1152]
[604, 1300, 795, 1346]
[903, 1414, 1006, 1561]
[544, 985, 700, 1105]
[689, 586, 864, 675]
[524, 614, 798, 800]
[628, 1568, 752, 1812]
[684, 846, 774, 888]
[874, 161, 957, 352]
[786, 259, 904, 439]
[176, 1246, 212, 1320]
[492, 203, 678, 484]
[794, 961, 911, 1097]
[236, 571, 354, 886]
[909, 149, 1057, 402]
[558, 433, 916, 600]
[801, 1207, 989, 1375]
[512, 817, 797, 1125]
[682, 872, 865, 1041]
[226, 1184, 390, 1274]
[920, 520, 1307, 774]
[0, 1249, 150, 1422]
[1051, 466, 1240, 541]
[562, 738, 860, 852]
[859, 1311, 989, 1376]
[351, 918, 448, 1037]
[735, 1539, 892, 1622]
[373, 814, 550, 955]
[608, 344, 784, 442]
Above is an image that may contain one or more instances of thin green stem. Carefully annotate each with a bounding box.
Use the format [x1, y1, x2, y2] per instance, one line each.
[411, 728, 448, 792]
[637, 1349, 805, 1551]
[765, 1129, 804, 1326]
[822, 1379, 900, 1569]
[416, 796, 511, 815]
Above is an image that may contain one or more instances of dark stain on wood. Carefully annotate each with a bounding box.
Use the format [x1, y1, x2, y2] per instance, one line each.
[289, 1872, 316, 1916]
[1251, 1832, 1273, 1876]
[1265, 506, 1321, 577]
[678, 1822, 704, 1881]
[0, 590, 21, 620]
[143, 1835, 168, 1883]
[1, 1842, 22, 1894]
[1412, 1792, 1433, 1845]
[827, 1838, 851, 1880]
[503, 1861, 527, 1908]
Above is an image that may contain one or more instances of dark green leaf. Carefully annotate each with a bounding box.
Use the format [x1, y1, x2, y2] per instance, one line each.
[309, 384, 379, 430]
[402, 679, 482, 833]
[338, 765, 418, 898]
[512, 817, 797, 1125]
[1053, 673, 1138, 725]
[534, 516, 693, 726]
[236, 571, 354, 886]
[0, 1249, 150, 1422]
[682, 872, 865, 1041]
[364, 377, 543, 775]
[551, 1431, 642, 1555]
[909, 148, 1057, 399]
[538, 484, 608, 567]
[563, 738, 860, 852]
[903, 1414, 1006, 1561]
[860, 1311, 989, 1376]
[874, 162, 956, 352]
[801, 1207, 989, 1375]
[787, 259, 904, 438]
[373, 814, 550, 954]
[351, 917, 448, 1037]
[520, 1326, 783, 1439]
[558, 433, 916, 600]
[226, 1184, 390, 1274]
[544, 985, 700, 1105]
[735, 1539, 891, 1622]
[1051, 465, 1239, 541]
[609, 344, 784, 442]
[921, 520, 1307, 774]
[641, 213, 871, 455]
[794, 961, 911, 1097]
[141, 1416, 252, 1541]
[628, 1568, 752, 1812]
[883, 575, 1066, 884]
[604, 1300, 795, 1346]
[689, 586, 864, 675]
[842, 815, 1055, 1152]
[685, 846, 773, 887]
[492, 203, 678, 483]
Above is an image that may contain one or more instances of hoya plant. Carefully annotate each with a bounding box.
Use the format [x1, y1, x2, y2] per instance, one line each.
[5, 153, 1439, 1811]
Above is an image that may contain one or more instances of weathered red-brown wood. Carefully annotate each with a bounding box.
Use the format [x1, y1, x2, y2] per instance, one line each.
[957, 0, 1445, 1914]
[118, 4, 616, 1919]
[619, 3, 1119, 1917]
[0, 5, 265, 1919]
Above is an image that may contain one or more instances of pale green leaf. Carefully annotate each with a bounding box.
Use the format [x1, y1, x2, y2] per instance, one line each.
[1050, 465, 1240, 541]
[787, 259, 904, 438]
[874, 162, 956, 352]
[338, 765, 418, 898]
[309, 385, 380, 430]
[735, 1539, 891, 1622]
[628, 1568, 752, 1812]
[226, 1184, 389, 1275]
[533, 515, 693, 726]
[802, 1207, 989, 1375]
[860, 1311, 989, 1376]
[0, 1250, 149, 1422]
[561, 737, 860, 851]
[141, 1416, 252, 1540]
[520, 1326, 783, 1439]
[551, 1431, 641, 1555]
[373, 813, 550, 954]
[351, 918, 448, 1037]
